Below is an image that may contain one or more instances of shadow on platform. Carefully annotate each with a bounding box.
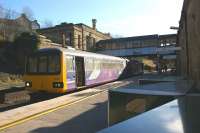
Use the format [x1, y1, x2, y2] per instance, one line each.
[30, 101, 108, 133]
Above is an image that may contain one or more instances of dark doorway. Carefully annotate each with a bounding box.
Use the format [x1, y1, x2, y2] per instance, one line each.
[75, 56, 85, 87]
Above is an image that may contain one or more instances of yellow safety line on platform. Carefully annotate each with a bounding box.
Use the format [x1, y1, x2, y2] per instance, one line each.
[0, 89, 108, 131]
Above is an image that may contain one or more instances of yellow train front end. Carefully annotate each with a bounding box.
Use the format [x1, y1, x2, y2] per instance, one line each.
[23, 49, 67, 93]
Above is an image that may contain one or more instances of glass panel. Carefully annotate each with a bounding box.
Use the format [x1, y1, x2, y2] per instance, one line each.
[38, 56, 48, 73]
[66, 56, 74, 72]
[26, 53, 60, 74]
[28, 56, 37, 73]
[85, 58, 94, 71]
[85, 58, 94, 81]
[48, 55, 60, 73]
[94, 59, 100, 70]
[66, 56, 75, 86]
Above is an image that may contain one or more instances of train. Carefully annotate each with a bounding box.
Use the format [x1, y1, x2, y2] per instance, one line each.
[23, 47, 128, 93]
[119, 59, 143, 79]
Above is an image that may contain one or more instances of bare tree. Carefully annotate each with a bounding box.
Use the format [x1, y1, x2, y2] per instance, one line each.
[0, 7, 15, 19]
[0, 7, 17, 40]
[111, 34, 124, 38]
[4, 9, 14, 19]
[0, 5, 4, 18]
[42, 19, 53, 28]
[0, 5, 22, 41]
[22, 6, 34, 20]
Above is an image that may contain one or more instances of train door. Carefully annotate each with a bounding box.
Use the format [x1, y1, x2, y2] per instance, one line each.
[75, 56, 85, 87]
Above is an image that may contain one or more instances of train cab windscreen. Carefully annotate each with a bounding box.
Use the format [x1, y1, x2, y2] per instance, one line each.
[26, 53, 60, 74]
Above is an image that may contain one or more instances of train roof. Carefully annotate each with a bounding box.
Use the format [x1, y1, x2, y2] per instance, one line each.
[38, 47, 126, 61]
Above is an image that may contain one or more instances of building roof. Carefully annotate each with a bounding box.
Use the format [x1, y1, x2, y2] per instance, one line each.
[0, 18, 18, 25]
[38, 22, 111, 38]
[97, 34, 159, 45]
[38, 47, 125, 61]
[158, 34, 177, 39]
[75, 23, 110, 36]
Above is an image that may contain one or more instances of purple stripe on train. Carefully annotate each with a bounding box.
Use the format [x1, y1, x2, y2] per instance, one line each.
[85, 69, 120, 86]
[66, 69, 122, 91]
[67, 71, 76, 90]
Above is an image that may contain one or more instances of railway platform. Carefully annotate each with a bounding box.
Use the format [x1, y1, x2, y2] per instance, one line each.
[0, 74, 184, 133]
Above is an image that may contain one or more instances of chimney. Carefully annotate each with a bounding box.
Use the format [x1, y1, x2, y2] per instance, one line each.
[92, 19, 97, 30]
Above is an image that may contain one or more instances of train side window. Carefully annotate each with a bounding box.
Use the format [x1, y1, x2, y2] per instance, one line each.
[48, 55, 60, 73]
[38, 56, 48, 73]
[94, 59, 100, 70]
[85, 58, 94, 73]
[66, 56, 74, 72]
[28, 56, 37, 73]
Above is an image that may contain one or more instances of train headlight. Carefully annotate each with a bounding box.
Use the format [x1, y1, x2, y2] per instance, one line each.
[53, 82, 64, 88]
[25, 81, 32, 87]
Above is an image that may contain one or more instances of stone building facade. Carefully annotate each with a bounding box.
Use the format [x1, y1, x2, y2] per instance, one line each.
[0, 14, 40, 41]
[96, 34, 177, 72]
[96, 34, 176, 52]
[159, 34, 177, 47]
[177, 0, 200, 88]
[37, 19, 111, 51]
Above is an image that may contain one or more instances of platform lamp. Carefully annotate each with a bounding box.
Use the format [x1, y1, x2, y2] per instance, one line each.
[170, 26, 179, 75]
[170, 26, 179, 30]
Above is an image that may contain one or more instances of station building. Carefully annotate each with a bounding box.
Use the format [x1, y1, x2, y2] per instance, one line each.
[96, 34, 177, 56]
[96, 34, 177, 72]
[37, 19, 111, 51]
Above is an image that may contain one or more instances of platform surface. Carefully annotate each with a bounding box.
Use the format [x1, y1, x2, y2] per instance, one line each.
[2, 91, 108, 133]
[0, 79, 132, 129]
[98, 94, 200, 133]
[110, 80, 193, 96]
[0, 74, 185, 132]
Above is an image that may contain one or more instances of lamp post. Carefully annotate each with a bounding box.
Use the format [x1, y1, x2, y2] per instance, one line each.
[156, 52, 161, 74]
[170, 26, 179, 75]
[170, 26, 179, 30]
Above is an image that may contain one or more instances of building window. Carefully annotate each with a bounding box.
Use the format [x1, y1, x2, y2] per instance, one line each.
[86, 36, 89, 46]
[93, 38, 96, 45]
[112, 43, 116, 50]
[66, 32, 72, 46]
[86, 35, 92, 49]
[38, 56, 48, 73]
[78, 35, 81, 49]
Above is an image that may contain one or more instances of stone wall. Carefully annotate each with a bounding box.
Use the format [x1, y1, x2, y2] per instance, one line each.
[178, 0, 200, 88]
[38, 35, 61, 49]
[38, 24, 74, 47]
[80, 24, 111, 51]
[38, 23, 111, 51]
[73, 26, 83, 50]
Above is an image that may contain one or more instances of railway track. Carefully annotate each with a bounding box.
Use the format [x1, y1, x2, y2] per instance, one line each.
[0, 74, 173, 112]
[0, 77, 138, 112]
[0, 87, 64, 112]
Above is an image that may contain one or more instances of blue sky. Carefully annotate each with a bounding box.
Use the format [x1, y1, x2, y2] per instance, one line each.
[1, 0, 183, 37]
